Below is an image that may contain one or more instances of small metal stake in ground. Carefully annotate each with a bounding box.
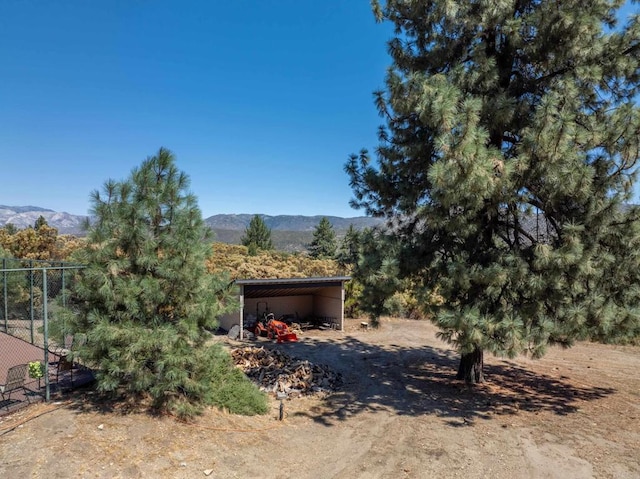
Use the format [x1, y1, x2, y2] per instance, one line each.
[277, 391, 287, 421]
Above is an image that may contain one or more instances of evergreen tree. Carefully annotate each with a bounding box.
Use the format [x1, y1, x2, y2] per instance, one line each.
[308, 217, 338, 260]
[61, 148, 267, 417]
[34, 215, 48, 230]
[347, 1, 640, 383]
[336, 224, 362, 269]
[350, 228, 404, 319]
[335, 225, 365, 315]
[3, 224, 17, 235]
[241, 215, 273, 254]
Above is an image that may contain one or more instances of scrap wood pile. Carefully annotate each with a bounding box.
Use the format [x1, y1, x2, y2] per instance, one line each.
[231, 346, 341, 397]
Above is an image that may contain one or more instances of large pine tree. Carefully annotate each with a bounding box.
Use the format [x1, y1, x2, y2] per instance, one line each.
[62, 148, 266, 416]
[346, 0, 640, 382]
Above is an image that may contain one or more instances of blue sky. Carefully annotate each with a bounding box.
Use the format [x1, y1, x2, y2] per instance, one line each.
[0, 1, 390, 218]
[1, 2, 638, 218]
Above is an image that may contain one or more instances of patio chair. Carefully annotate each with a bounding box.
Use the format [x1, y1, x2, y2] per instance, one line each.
[54, 353, 74, 383]
[0, 364, 29, 403]
[50, 334, 87, 387]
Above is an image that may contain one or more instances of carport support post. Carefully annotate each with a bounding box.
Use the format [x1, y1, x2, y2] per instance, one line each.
[42, 268, 50, 402]
[341, 281, 345, 331]
[239, 285, 244, 340]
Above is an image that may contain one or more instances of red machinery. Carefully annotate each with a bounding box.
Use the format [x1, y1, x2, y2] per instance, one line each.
[255, 312, 298, 343]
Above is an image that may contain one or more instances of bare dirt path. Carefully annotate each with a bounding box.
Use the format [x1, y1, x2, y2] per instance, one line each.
[1, 317, 638, 478]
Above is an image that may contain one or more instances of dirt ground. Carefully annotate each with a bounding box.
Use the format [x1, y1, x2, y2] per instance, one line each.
[1, 317, 638, 479]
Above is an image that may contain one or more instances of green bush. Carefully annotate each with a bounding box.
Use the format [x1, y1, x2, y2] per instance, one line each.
[163, 343, 268, 419]
[383, 292, 408, 318]
[207, 348, 269, 416]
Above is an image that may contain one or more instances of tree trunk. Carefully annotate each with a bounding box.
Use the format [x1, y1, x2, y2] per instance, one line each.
[456, 346, 484, 384]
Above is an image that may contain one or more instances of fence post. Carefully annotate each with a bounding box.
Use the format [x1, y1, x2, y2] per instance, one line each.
[61, 263, 66, 308]
[2, 258, 7, 332]
[42, 268, 50, 402]
[29, 260, 35, 344]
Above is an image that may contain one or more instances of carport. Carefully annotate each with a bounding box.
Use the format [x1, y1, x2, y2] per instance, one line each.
[218, 276, 350, 338]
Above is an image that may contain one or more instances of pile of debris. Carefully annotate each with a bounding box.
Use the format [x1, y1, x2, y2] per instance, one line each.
[231, 346, 341, 397]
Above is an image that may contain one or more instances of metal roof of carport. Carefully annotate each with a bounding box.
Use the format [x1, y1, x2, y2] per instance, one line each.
[236, 276, 351, 299]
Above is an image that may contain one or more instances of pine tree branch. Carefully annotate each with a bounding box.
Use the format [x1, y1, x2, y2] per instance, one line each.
[622, 42, 639, 57]
[497, 219, 537, 247]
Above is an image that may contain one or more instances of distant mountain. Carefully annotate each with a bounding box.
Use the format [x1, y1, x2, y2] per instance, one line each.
[0, 205, 87, 235]
[0, 207, 384, 251]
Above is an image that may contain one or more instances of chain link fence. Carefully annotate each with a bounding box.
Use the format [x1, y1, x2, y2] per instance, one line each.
[0, 259, 84, 411]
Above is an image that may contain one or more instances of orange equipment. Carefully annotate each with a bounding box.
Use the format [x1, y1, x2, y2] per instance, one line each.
[255, 313, 298, 343]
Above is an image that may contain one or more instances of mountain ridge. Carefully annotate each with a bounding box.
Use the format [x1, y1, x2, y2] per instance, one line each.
[0, 205, 87, 234]
[0, 206, 383, 250]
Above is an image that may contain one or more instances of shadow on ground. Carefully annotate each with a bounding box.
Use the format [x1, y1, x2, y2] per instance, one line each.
[265, 334, 615, 427]
[51, 331, 616, 426]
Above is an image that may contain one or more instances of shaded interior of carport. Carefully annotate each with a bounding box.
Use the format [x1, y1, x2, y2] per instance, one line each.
[220, 277, 350, 337]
